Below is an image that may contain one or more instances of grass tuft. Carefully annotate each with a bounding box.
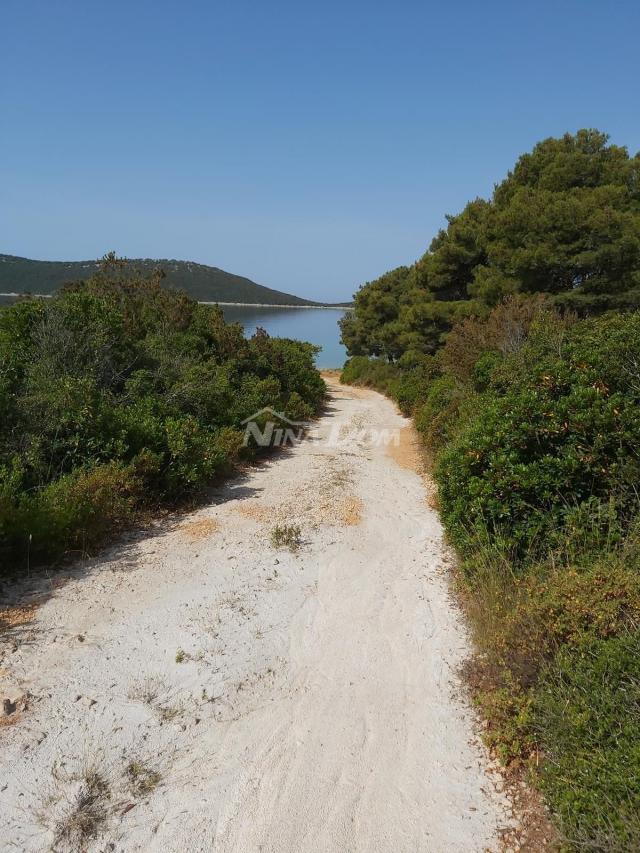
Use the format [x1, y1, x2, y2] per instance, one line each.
[125, 760, 161, 797]
[37, 761, 111, 853]
[270, 523, 302, 552]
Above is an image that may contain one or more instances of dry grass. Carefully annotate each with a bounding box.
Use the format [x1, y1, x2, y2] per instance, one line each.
[233, 437, 364, 536]
[338, 410, 370, 438]
[180, 517, 219, 541]
[128, 675, 164, 706]
[218, 590, 243, 609]
[236, 502, 277, 524]
[0, 602, 38, 630]
[450, 553, 560, 851]
[424, 482, 440, 511]
[327, 465, 352, 489]
[124, 760, 161, 797]
[236, 449, 361, 532]
[386, 424, 423, 472]
[37, 760, 111, 853]
[35, 748, 166, 851]
[156, 703, 182, 722]
[339, 496, 363, 526]
[240, 496, 344, 529]
[456, 556, 520, 666]
[128, 676, 183, 721]
[0, 711, 22, 728]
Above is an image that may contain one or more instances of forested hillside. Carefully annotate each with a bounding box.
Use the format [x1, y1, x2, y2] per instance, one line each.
[0, 258, 325, 571]
[0, 254, 329, 306]
[341, 130, 640, 851]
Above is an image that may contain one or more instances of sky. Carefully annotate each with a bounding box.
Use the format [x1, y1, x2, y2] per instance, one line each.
[2, 1, 640, 302]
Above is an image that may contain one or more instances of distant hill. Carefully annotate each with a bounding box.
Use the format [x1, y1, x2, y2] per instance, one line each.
[0, 255, 348, 306]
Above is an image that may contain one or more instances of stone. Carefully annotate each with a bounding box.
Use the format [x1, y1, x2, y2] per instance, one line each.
[2, 698, 16, 717]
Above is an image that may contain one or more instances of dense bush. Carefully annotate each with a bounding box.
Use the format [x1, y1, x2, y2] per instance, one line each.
[341, 299, 640, 850]
[0, 257, 325, 573]
[340, 355, 402, 393]
[437, 312, 640, 560]
[535, 632, 640, 850]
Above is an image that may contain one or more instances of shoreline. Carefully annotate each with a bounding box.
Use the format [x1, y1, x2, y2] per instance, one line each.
[0, 293, 352, 310]
[205, 301, 352, 309]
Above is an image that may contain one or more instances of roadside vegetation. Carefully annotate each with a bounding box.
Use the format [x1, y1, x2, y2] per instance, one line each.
[0, 255, 325, 574]
[341, 130, 640, 850]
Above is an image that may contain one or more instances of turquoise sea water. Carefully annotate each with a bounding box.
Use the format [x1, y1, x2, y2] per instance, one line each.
[221, 305, 348, 368]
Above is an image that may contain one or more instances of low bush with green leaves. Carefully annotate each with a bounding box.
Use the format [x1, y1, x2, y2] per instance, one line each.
[437, 312, 640, 561]
[0, 256, 325, 573]
[535, 632, 640, 850]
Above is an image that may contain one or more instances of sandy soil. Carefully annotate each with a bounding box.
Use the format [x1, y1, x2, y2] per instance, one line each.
[0, 379, 513, 852]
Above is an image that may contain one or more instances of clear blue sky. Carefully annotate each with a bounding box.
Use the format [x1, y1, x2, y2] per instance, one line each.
[2, 1, 639, 302]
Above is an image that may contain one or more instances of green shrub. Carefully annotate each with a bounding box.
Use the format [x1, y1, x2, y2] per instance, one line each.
[163, 417, 224, 497]
[414, 374, 467, 451]
[474, 679, 535, 766]
[340, 356, 402, 393]
[340, 356, 438, 417]
[3, 462, 142, 568]
[392, 363, 438, 415]
[438, 295, 554, 383]
[284, 391, 314, 422]
[470, 551, 640, 690]
[436, 313, 640, 560]
[0, 258, 325, 573]
[535, 633, 640, 851]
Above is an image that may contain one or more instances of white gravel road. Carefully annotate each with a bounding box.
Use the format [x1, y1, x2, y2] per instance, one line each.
[0, 378, 512, 852]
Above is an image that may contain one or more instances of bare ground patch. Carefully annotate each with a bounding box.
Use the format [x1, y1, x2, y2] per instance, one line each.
[338, 495, 363, 525]
[0, 708, 22, 728]
[236, 492, 362, 530]
[235, 456, 361, 530]
[180, 517, 220, 541]
[0, 601, 38, 632]
[386, 424, 423, 472]
[236, 502, 279, 525]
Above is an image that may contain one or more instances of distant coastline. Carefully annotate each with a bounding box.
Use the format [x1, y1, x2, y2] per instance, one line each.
[205, 301, 352, 310]
[0, 292, 52, 298]
[0, 293, 352, 309]
[0, 254, 352, 307]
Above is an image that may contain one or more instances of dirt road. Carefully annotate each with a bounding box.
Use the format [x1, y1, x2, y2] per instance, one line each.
[0, 378, 512, 851]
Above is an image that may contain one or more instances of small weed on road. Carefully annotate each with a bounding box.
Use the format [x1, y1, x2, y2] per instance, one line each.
[270, 524, 302, 551]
